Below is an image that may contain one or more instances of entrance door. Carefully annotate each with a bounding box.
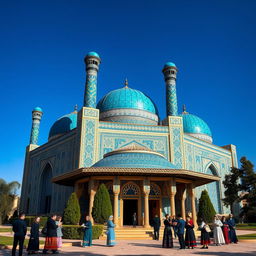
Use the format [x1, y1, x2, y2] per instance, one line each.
[149, 200, 160, 225]
[123, 199, 137, 225]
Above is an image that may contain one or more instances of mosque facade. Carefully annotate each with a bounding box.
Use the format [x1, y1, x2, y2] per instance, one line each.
[20, 52, 238, 227]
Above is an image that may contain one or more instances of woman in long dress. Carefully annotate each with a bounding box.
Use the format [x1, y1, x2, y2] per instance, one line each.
[56, 216, 63, 249]
[162, 214, 173, 248]
[221, 216, 230, 244]
[199, 218, 210, 249]
[227, 214, 238, 243]
[27, 216, 40, 254]
[213, 215, 225, 246]
[185, 216, 197, 249]
[82, 216, 92, 247]
[106, 215, 116, 246]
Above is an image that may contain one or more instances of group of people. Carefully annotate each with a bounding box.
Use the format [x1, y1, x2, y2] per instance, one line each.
[12, 212, 63, 255]
[160, 213, 238, 250]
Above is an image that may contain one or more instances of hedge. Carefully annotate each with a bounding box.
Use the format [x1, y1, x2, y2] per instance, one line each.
[62, 225, 104, 240]
[25, 216, 48, 227]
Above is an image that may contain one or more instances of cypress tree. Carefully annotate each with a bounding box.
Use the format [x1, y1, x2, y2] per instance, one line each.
[63, 192, 81, 225]
[197, 190, 216, 223]
[92, 184, 112, 224]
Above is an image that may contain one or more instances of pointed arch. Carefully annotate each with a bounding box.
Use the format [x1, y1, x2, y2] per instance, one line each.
[149, 182, 161, 198]
[38, 163, 53, 214]
[121, 182, 140, 198]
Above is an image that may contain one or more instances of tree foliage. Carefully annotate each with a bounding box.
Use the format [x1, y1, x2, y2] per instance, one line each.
[63, 192, 81, 225]
[197, 190, 216, 223]
[0, 179, 20, 224]
[92, 183, 112, 224]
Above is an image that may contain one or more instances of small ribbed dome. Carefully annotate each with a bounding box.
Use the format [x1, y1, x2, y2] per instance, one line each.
[182, 111, 212, 143]
[33, 107, 43, 112]
[92, 144, 177, 169]
[164, 62, 176, 68]
[97, 85, 159, 125]
[48, 111, 77, 140]
[86, 51, 100, 58]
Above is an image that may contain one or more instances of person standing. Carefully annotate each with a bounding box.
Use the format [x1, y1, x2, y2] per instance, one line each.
[56, 216, 63, 249]
[27, 216, 40, 254]
[12, 212, 27, 256]
[221, 216, 230, 244]
[43, 214, 60, 254]
[185, 216, 197, 249]
[152, 215, 161, 240]
[162, 214, 173, 248]
[227, 214, 238, 244]
[132, 212, 137, 228]
[176, 214, 186, 249]
[106, 215, 116, 246]
[82, 216, 92, 247]
[199, 218, 210, 249]
[171, 215, 178, 238]
[213, 215, 225, 246]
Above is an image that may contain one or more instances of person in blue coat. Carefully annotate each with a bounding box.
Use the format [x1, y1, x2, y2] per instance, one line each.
[227, 214, 238, 243]
[106, 215, 116, 246]
[82, 216, 92, 247]
[176, 214, 186, 249]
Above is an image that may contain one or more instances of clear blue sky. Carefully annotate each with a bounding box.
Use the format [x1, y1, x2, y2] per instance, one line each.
[0, 0, 255, 184]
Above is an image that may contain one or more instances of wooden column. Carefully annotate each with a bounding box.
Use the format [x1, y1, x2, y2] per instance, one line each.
[169, 178, 177, 216]
[180, 185, 187, 220]
[188, 183, 197, 228]
[88, 179, 98, 225]
[113, 177, 120, 227]
[143, 178, 150, 228]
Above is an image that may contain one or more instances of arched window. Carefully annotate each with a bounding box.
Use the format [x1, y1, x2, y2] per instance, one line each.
[121, 182, 140, 198]
[149, 183, 161, 198]
[206, 165, 222, 213]
[38, 163, 53, 214]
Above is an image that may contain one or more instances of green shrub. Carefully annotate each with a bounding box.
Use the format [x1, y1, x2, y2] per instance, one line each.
[63, 192, 81, 225]
[62, 225, 104, 240]
[197, 190, 216, 223]
[24, 216, 48, 227]
[92, 184, 112, 224]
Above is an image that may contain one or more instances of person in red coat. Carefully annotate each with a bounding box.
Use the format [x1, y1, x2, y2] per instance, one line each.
[221, 216, 230, 244]
[185, 216, 197, 249]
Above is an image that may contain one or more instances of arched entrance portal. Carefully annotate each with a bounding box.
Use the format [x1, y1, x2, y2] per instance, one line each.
[149, 183, 161, 225]
[121, 182, 140, 226]
[38, 163, 53, 214]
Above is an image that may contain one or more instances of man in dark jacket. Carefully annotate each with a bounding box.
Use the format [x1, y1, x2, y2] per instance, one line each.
[152, 214, 161, 240]
[12, 212, 27, 256]
[176, 214, 186, 249]
[43, 214, 59, 254]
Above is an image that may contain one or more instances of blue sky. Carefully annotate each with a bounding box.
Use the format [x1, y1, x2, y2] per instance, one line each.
[0, 0, 255, 184]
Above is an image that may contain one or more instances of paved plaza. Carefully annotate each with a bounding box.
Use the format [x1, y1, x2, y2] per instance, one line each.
[1, 234, 255, 256]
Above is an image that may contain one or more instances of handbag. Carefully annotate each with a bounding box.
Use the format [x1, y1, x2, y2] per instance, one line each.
[41, 226, 47, 235]
[205, 225, 211, 233]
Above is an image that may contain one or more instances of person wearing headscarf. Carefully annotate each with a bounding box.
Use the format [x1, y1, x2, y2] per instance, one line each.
[213, 215, 225, 246]
[221, 216, 230, 244]
[199, 218, 210, 249]
[162, 214, 173, 248]
[185, 216, 197, 249]
[106, 215, 116, 246]
[27, 216, 40, 254]
[227, 214, 238, 243]
[82, 215, 92, 247]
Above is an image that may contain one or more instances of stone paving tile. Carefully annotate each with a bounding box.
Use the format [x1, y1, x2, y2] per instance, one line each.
[0, 238, 255, 256]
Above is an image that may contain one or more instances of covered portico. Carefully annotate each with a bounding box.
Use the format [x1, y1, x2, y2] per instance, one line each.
[53, 166, 220, 228]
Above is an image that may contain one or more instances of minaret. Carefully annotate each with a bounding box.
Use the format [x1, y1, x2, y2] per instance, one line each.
[29, 107, 43, 145]
[162, 62, 178, 116]
[83, 51, 101, 108]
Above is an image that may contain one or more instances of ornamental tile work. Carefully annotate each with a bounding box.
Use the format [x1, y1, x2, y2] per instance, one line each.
[84, 74, 97, 108]
[99, 132, 169, 159]
[166, 84, 178, 116]
[30, 122, 40, 144]
[170, 127, 183, 168]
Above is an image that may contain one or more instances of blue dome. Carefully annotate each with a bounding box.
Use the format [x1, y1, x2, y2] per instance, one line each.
[164, 62, 176, 68]
[97, 87, 157, 114]
[86, 51, 100, 58]
[33, 107, 43, 112]
[97, 87, 159, 125]
[92, 150, 177, 169]
[182, 113, 212, 137]
[49, 112, 77, 140]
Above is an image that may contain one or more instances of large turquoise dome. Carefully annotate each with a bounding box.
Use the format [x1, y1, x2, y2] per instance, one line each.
[182, 112, 213, 143]
[97, 85, 159, 125]
[49, 111, 77, 140]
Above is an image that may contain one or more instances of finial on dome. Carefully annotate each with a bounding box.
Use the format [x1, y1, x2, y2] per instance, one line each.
[182, 104, 188, 114]
[74, 104, 78, 112]
[124, 78, 129, 88]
